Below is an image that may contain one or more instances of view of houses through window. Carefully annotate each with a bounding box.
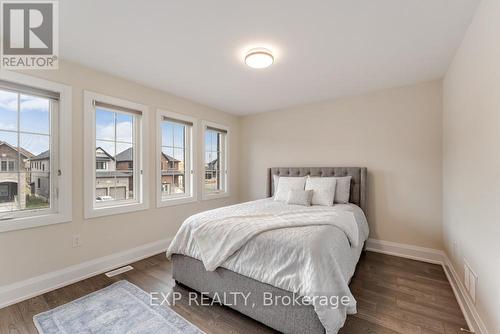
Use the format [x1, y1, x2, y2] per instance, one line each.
[160, 119, 186, 198]
[0, 89, 53, 214]
[94, 107, 136, 204]
[204, 127, 226, 194]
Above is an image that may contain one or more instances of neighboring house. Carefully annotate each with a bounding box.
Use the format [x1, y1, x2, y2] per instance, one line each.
[23, 146, 187, 202]
[95, 147, 130, 200]
[160, 152, 184, 193]
[29, 150, 50, 200]
[115, 147, 134, 192]
[0, 141, 34, 210]
[205, 158, 218, 180]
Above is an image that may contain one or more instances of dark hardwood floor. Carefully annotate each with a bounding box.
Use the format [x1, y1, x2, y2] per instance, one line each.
[0, 251, 469, 334]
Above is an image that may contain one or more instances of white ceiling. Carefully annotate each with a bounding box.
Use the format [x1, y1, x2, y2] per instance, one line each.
[60, 0, 480, 115]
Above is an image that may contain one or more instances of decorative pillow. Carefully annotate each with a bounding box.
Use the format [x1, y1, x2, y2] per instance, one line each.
[333, 176, 352, 204]
[286, 189, 313, 206]
[305, 177, 337, 206]
[274, 176, 307, 202]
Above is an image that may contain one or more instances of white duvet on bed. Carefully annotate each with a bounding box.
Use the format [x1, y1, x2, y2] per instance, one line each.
[167, 198, 369, 334]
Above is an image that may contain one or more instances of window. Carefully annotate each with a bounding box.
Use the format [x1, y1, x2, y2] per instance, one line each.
[84, 91, 148, 218]
[156, 110, 196, 206]
[0, 72, 72, 233]
[96, 161, 107, 170]
[202, 121, 229, 199]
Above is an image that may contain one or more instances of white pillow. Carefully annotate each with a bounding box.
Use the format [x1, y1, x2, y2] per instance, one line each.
[286, 189, 313, 206]
[333, 176, 352, 204]
[273, 175, 280, 194]
[274, 176, 307, 202]
[305, 177, 337, 206]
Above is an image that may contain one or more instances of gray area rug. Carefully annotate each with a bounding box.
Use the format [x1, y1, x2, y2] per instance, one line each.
[33, 280, 204, 334]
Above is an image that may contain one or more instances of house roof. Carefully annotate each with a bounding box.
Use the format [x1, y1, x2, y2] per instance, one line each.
[0, 141, 34, 159]
[161, 152, 179, 162]
[30, 150, 50, 161]
[96, 147, 114, 161]
[97, 147, 180, 163]
[116, 147, 133, 162]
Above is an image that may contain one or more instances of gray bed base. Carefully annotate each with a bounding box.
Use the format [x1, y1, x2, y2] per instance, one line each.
[172, 167, 368, 334]
[172, 254, 325, 333]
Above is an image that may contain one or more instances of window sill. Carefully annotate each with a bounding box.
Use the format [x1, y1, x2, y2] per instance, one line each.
[85, 201, 148, 219]
[157, 195, 197, 208]
[202, 192, 230, 201]
[0, 212, 72, 233]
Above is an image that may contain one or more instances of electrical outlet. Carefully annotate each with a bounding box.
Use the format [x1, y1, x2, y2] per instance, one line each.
[72, 234, 82, 248]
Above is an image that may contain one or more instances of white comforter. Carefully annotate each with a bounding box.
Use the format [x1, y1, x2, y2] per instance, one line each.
[167, 199, 369, 334]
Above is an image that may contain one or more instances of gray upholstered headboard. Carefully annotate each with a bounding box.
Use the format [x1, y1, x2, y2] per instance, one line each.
[268, 167, 368, 214]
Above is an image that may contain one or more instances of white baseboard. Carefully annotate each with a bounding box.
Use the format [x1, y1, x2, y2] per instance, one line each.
[0, 237, 173, 309]
[365, 238, 488, 334]
[365, 238, 445, 264]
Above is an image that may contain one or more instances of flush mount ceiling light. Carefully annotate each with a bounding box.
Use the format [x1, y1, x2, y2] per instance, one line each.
[244, 48, 274, 69]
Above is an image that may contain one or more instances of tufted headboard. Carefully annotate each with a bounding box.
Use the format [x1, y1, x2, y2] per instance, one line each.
[268, 167, 368, 214]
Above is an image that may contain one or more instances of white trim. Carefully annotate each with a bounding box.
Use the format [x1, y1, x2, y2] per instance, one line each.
[201, 120, 230, 200]
[83, 91, 149, 219]
[156, 109, 197, 208]
[365, 238, 445, 264]
[0, 71, 72, 233]
[0, 237, 173, 309]
[366, 238, 488, 334]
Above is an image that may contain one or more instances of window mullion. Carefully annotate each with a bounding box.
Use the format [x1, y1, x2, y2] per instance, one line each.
[134, 114, 139, 201]
[187, 126, 191, 196]
[171, 124, 175, 195]
[16, 92, 21, 211]
[113, 112, 117, 200]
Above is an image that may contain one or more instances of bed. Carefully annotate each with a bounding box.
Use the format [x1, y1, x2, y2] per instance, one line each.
[168, 167, 368, 334]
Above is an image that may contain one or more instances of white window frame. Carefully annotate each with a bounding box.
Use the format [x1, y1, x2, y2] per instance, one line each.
[83, 91, 149, 218]
[156, 109, 197, 207]
[0, 71, 72, 233]
[201, 120, 229, 200]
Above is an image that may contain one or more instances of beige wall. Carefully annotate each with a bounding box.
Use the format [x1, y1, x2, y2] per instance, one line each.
[0, 60, 240, 286]
[239, 81, 443, 249]
[443, 0, 500, 332]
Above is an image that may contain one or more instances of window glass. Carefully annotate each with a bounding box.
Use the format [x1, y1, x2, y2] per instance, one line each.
[160, 120, 188, 199]
[0, 90, 52, 214]
[205, 129, 222, 193]
[94, 108, 137, 205]
[204, 128, 225, 194]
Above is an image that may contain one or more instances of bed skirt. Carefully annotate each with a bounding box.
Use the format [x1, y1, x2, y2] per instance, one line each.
[172, 254, 325, 334]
